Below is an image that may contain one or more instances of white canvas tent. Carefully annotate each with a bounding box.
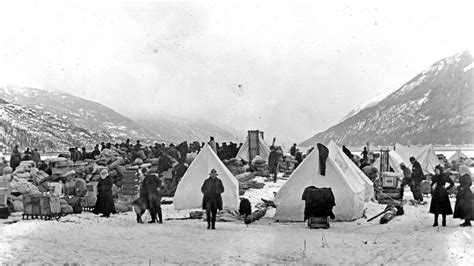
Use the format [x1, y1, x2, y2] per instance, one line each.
[448, 150, 469, 162]
[174, 144, 239, 210]
[374, 150, 406, 175]
[235, 136, 271, 162]
[395, 143, 440, 175]
[274, 145, 365, 222]
[327, 140, 374, 202]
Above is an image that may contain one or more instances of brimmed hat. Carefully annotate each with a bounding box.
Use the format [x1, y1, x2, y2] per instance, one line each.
[209, 169, 218, 175]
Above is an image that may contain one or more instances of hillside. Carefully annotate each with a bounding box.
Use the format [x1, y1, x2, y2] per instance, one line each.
[0, 98, 110, 151]
[0, 87, 241, 151]
[301, 50, 474, 147]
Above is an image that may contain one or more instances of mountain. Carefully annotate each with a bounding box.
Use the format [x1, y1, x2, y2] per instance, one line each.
[301, 50, 474, 147]
[0, 87, 241, 151]
[0, 98, 111, 152]
[0, 86, 154, 140]
[134, 115, 242, 144]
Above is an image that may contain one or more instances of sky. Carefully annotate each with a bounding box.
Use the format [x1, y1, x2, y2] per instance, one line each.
[0, 0, 472, 144]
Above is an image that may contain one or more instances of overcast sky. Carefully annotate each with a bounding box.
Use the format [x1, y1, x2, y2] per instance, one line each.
[0, 0, 472, 143]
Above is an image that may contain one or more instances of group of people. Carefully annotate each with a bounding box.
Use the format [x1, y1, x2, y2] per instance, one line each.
[9, 145, 42, 171]
[398, 157, 472, 227]
[207, 136, 243, 160]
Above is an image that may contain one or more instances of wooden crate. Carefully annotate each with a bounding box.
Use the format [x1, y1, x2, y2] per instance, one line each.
[23, 194, 42, 215]
[421, 180, 432, 195]
[80, 196, 97, 208]
[40, 196, 61, 215]
[0, 192, 7, 206]
[381, 175, 399, 188]
[85, 182, 98, 197]
[308, 216, 329, 229]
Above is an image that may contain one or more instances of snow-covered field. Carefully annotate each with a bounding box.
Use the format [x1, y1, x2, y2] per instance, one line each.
[1, 178, 472, 265]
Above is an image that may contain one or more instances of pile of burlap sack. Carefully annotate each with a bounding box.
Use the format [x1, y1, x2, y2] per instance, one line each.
[0, 147, 180, 215]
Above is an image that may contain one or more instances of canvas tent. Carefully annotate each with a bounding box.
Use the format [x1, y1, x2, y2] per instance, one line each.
[448, 150, 469, 162]
[274, 144, 365, 222]
[327, 140, 374, 202]
[235, 136, 271, 162]
[373, 150, 406, 175]
[174, 144, 239, 210]
[395, 143, 440, 175]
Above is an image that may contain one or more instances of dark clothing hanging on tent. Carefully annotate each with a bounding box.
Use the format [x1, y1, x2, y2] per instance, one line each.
[317, 143, 329, 176]
[302, 186, 336, 221]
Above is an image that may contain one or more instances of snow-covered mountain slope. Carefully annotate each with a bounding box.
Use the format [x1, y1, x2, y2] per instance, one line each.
[0, 98, 111, 151]
[0, 87, 241, 151]
[301, 50, 474, 147]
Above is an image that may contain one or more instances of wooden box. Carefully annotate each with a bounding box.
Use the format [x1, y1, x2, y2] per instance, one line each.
[382, 175, 399, 188]
[80, 196, 97, 207]
[23, 194, 42, 215]
[85, 182, 98, 197]
[40, 196, 61, 215]
[421, 180, 432, 194]
[0, 191, 7, 206]
[308, 216, 329, 229]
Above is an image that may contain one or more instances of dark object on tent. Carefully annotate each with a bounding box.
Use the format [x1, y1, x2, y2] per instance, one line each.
[239, 198, 252, 217]
[302, 186, 336, 222]
[244, 208, 267, 224]
[342, 145, 353, 160]
[316, 143, 329, 176]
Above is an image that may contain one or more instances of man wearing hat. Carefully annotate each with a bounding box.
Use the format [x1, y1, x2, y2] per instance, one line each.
[201, 169, 224, 229]
[399, 162, 413, 199]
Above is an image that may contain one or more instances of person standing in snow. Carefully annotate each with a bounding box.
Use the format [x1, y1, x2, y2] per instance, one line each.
[429, 165, 454, 227]
[399, 163, 413, 199]
[409, 157, 425, 202]
[453, 165, 472, 227]
[201, 169, 224, 230]
[93, 169, 116, 218]
[140, 172, 163, 223]
[268, 146, 280, 183]
[208, 137, 217, 153]
[290, 143, 297, 157]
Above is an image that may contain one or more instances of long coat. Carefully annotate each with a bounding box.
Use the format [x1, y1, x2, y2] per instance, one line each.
[411, 160, 425, 183]
[453, 174, 473, 220]
[94, 176, 116, 215]
[201, 177, 224, 210]
[429, 173, 454, 215]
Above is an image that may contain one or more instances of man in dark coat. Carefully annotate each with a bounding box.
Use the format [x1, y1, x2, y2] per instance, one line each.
[268, 147, 280, 183]
[158, 152, 173, 174]
[140, 173, 163, 223]
[399, 163, 413, 199]
[410, 157, 425, 202]
[201, 169, 224, 229]
[290, 144, 297, 157]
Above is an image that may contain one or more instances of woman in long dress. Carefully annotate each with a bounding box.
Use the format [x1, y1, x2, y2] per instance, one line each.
[453, 165, 472, 227]
[93, 169, 116, 218]
[429, 165, 454, 227]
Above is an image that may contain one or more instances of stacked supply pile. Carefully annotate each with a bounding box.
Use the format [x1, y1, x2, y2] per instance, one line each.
[225, 158, 245, 176]
[251, 156, 269, 177]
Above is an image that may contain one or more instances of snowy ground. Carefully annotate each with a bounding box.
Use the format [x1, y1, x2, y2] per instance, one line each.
[1, 180, 473, 264]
